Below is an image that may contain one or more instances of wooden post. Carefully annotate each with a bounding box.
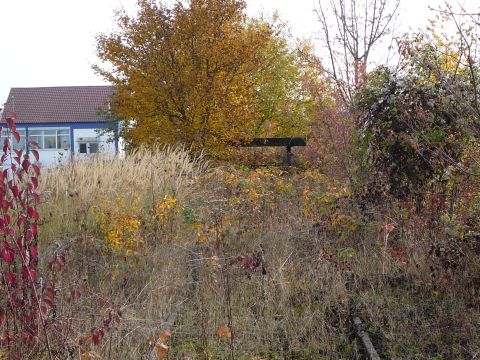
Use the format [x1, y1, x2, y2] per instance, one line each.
[286, 145, 292, 166]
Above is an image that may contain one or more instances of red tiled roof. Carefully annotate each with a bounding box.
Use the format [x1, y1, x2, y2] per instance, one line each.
[1, 86, 115, 124]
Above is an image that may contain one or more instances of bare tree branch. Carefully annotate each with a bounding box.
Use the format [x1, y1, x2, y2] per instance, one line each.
[315, 0, 401, 106]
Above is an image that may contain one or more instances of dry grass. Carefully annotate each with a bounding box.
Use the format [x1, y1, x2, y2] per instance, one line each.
[40, 146, 206, 202]
[38, 147, 207, 242]
[24, 152, 480, 359]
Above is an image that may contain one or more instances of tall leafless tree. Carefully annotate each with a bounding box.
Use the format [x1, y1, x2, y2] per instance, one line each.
[316, 0, 401, 105]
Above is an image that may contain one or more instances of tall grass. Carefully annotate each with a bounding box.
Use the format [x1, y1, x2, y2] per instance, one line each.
[38, 147, 207, 242]
[32, 147, 208, 359]
[41, 146, 207, 203]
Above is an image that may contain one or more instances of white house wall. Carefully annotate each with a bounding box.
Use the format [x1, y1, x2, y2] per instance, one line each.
[73, 128, 116, 158]
[32, 128, 119, 167]
[37, 149, 71, 167]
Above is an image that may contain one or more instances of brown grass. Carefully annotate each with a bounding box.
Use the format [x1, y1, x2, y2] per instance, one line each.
[26, 151, 480, 359]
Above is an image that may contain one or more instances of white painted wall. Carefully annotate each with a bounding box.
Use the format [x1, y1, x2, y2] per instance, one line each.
[37, 149, 71, 167]
[35, 128, 119, 167]
[73, 128, 116, 159]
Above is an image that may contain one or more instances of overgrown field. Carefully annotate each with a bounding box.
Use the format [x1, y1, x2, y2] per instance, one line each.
[17, 148, 478, 359]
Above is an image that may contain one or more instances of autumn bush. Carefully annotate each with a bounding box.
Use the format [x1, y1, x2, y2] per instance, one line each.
[0, 117, 125, 359]
[0, 117, 57, 359]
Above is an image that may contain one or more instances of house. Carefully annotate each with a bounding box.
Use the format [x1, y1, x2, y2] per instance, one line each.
[0, 86, 121, 167]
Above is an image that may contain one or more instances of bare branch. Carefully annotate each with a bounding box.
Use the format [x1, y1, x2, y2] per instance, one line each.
[315, 0, 401, 106]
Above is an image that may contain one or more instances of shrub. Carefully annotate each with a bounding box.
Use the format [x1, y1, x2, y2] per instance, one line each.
[0, 116, 66, 359]
[355, 65, 472, 201]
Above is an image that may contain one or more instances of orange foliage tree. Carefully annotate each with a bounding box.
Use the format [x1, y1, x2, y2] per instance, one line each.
[95, 0, 322, 158]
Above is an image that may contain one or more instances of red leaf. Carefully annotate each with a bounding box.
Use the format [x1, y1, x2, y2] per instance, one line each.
[31, 223, 38, 236]
[30, 245, 38, 260]
[28, 140, 40, 149]
[31, 192, 40, 204]
[23, 266, 38, 281]
[0, 308, 5, 327]
[44, 286, 55, 303]
[18, 214, 26, 228]
[31, 149, 39, 161]
[16, 236, 24, 249]
[244, 256, 252, 269]
[27, 206, 39, 220]
[67, 289, 82, 303]
[10, 185, 19, 198]
[5, 118, 16, 132]
[5, 272, 16, 287]
[12, 131, 20, 144]
[32, 164, 40, 176]
[3, 138, 10, 153]
[30, 177, 38, 189]
[1, 247, 14, 264]
[56, 253, 66, 269]
[92, 330, 103, 345]
[48, 260, 56, 271]
[18, 171, 25, 183]
[2, 200, 10, 212]
[22, 160, 30, 172]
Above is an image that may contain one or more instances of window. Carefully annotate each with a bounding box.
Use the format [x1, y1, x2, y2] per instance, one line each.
[79, 143, 87, 154]
[29, 129, 70, 150]
[0, 129, 26, 150]
[78, 141, 100, 154]
[89, 143, 99, 153]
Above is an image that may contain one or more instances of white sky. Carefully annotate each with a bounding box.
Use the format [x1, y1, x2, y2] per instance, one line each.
[0, 0, 446, 105]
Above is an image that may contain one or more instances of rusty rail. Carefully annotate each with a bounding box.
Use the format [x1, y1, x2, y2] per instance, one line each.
[353, 317, 381, 360]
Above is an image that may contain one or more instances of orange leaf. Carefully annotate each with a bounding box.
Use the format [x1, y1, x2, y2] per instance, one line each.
[159, 330, 172, 343]
[155, 343, 169, 359]
[217, 325, 230, 338]
[385, 223, 395, 233]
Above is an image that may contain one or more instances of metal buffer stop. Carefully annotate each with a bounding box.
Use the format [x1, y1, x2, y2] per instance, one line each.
[242, 137, 307, 165]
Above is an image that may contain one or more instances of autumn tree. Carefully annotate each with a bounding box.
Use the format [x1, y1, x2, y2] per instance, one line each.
[95, 0, 319, 158]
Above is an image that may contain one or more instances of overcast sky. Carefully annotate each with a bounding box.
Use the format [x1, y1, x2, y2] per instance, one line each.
[0, 0, 446, 104]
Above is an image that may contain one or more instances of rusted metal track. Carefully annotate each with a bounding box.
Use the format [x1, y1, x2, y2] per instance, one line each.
[353, 317, 381, 360]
